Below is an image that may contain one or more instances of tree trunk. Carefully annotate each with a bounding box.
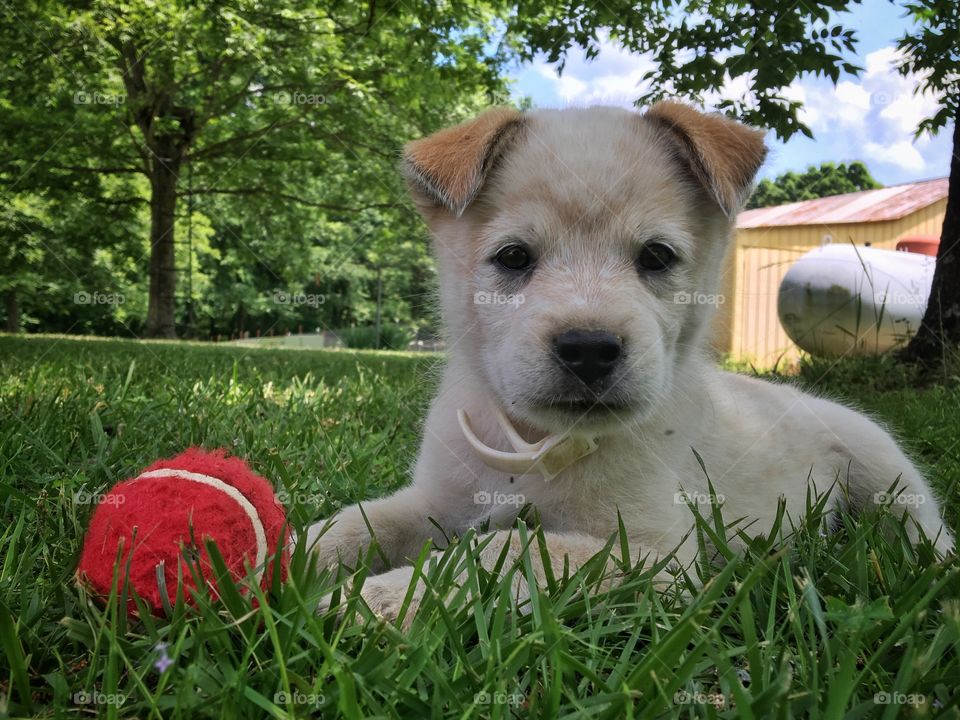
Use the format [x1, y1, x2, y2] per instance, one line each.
[902, 109, 960, 365]
[374, 265, 382, 349]
[4, 289, 19, 332]
[236, 303, 246, 337]
[145, 147, 181, 339]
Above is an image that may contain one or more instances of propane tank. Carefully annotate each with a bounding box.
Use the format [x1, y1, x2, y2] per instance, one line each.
[777, 244, 934, 356]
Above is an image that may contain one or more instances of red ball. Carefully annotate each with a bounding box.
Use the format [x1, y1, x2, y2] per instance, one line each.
[76, 448, 289, 615]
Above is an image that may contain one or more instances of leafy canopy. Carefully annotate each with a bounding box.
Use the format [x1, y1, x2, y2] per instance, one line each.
[896, 0, 959, 134]
[747, 161, 882, 209]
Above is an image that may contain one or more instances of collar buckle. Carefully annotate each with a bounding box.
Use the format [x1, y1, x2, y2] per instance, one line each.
[457, 406, 599, 481]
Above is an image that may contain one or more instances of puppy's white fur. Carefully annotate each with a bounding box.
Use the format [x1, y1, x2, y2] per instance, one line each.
[306, 104, 953, 621]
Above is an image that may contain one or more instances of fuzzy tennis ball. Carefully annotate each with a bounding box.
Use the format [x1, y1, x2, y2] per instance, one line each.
[76, 448, 289, 615]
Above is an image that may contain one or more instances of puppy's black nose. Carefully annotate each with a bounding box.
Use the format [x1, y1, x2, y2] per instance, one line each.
[553, 329, 623, 384]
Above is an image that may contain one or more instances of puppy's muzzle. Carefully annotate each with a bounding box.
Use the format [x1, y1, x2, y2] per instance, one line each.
[552, 329, 623, 385]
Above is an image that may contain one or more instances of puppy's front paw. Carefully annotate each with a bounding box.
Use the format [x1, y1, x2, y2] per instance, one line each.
[357, 566, 423, 629]
[318, 566, 425, 630]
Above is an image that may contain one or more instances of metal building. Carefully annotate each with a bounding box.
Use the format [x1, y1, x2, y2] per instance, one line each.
[712, 177, 949, 368]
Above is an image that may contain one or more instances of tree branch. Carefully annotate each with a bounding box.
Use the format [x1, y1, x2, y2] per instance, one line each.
[37, 163, 147, 176]
[91, 196, 149, 207]
[181, 186, 403, 212]
[186, 117, 303, 160]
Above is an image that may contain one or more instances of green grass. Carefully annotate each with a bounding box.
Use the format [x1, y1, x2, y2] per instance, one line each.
[1, 334, 959, 718]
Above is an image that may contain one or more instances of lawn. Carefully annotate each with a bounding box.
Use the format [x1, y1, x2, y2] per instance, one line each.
[1, 334, 959, 718]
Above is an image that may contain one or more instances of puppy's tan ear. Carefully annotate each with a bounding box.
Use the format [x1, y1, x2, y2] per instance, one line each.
[645, 101, 767, 215]
[403, 107, 524, 217]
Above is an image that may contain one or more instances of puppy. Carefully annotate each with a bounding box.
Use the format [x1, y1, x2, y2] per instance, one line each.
[307, 102, 953, 620]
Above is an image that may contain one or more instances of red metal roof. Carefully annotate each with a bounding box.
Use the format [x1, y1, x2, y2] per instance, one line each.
[737, 177, 948, 229]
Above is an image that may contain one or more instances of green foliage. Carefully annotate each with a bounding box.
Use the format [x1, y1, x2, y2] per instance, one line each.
[1, 335, 959, 716]
[897, 0, 960, 134]
[0, 0, 513, 337]
[335, 324, 415, 351]
[747, 161, 882, 209]
[0, 189, 146, 335]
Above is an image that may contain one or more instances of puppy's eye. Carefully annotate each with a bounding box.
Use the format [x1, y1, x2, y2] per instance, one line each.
[636, 241, 678, 273]
[495, 244, 532, 271]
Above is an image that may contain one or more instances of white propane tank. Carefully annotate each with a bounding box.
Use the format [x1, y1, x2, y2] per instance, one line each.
[777, 244, 935, 357]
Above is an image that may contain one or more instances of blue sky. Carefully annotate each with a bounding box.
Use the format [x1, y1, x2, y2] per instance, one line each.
[506, 2, 953, 186]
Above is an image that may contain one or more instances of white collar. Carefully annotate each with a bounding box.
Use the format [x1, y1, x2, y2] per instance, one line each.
[457, 405, 599, 481]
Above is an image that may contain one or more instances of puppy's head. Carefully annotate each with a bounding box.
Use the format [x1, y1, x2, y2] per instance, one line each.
[404, 102, 766, 434]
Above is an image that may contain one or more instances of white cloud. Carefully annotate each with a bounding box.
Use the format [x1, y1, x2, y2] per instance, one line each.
[836, 81, 872, 113]
[526, 32, 657, 108]
[878, 91, 941, 135]
[783, 46, 946, 177]
[518, 39, 951, 183]
[865, 46, 902, 75]
[863, 140, 927, 172]
[536, 65, 588, 102]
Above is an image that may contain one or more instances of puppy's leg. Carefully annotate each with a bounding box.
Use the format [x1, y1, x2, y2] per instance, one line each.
[352, 529, 689, 627]
[834, 420, 954, 554]
[849, 459, 954, 554]
[304, 486, 449, 572]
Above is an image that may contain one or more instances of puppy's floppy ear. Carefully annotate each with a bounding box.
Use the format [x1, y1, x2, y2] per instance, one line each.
[645, 101, 767, 215]
[403, 107, 524, 217]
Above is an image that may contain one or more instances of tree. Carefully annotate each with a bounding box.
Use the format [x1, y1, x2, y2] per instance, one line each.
[747, 161, 882, 209]
[2, 0, 514, 337]
[0, 188, 145, 335]
[507, 0, 861, 140]
[897, 0, 960, 364]
[0, 0, 147, 334]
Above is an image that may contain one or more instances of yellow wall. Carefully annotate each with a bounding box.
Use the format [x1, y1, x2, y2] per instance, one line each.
[712, 199, 947, 368]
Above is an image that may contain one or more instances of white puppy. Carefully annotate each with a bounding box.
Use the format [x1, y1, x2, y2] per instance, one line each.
[307, 103, 953, 620]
